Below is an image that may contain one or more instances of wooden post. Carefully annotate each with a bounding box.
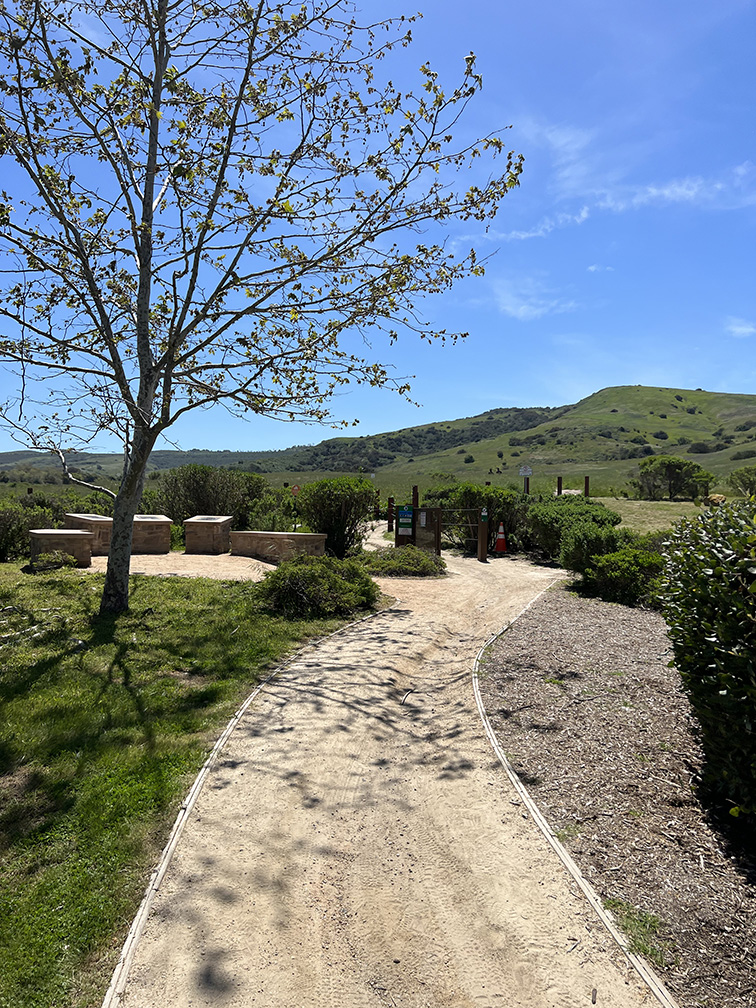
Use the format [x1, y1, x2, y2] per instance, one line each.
[412, 485, 419, 508]
[387, 497, 394, 532]
[557, 476, 563, 496]
[584, 476, 590, 498]
[477, 507, 488, 563]
[524, 476, 530, 495]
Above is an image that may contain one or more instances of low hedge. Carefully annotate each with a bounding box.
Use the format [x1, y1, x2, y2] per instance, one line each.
[360, 545, 446, 577]
[582, 548, 664, 607]
[559, 521, 636, 574]
[256, 554, 379, 619]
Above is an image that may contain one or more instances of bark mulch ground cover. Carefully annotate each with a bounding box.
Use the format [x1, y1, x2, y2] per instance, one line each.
[478, 586, 756, 1008]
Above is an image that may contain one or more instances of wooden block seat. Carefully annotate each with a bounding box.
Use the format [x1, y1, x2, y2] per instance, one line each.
[230, 531, 327, 563]
[29, 529, 93, 567]
[184, 515, 233, 555]
[64, 513, 112, 555]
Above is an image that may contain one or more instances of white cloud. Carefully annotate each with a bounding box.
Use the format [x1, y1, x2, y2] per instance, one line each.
[587, 264, 615, 272]
[494, 277, 578, 321]
[725, 316, 756, 338]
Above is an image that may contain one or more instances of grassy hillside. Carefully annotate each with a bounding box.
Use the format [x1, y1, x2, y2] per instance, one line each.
[2, 385, 755, 497]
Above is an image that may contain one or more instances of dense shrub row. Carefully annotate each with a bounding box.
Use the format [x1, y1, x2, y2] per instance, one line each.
[660, 501, 756, 818]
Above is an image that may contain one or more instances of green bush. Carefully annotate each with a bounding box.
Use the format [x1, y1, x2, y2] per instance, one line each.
[256, 555, 379, 619]
[583, 548, 664, 607]
[527, 499, 621, 559]
[558, 521, 637, 574]
[360, 545, 446, 577]
[0, 501, 57, 562]
[29, 550, 79, 572]
[660, 502, 756, 816]
[296, 476, 376, 559]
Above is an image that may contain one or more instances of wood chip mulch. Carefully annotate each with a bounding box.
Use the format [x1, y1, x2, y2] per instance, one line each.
[477, 586, 756, 1008]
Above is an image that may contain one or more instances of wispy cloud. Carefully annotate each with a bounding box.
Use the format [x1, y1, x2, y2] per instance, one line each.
[518, 119, 756, 213]
[494, 277, 578, 321]
[587, 264, 614, 272]
[725, 316, 756, 338]
[496, 206, 590, 242]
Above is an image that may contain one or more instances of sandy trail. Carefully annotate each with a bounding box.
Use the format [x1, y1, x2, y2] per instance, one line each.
[118, 551, 655, 1008]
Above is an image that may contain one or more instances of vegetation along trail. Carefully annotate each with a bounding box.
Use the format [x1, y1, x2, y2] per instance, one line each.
[116, 553, 657, 1008]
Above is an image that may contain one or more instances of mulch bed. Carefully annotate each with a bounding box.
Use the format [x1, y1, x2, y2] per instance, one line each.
[477, 586, 756, 1008]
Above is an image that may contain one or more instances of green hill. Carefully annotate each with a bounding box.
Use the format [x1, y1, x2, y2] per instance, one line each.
[2, 385, 755, 497]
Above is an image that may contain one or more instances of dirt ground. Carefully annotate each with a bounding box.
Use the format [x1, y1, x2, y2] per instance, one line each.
[110, 545, 665, 1008]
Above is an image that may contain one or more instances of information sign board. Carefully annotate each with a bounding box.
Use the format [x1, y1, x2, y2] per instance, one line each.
[397, 505, 413, 536]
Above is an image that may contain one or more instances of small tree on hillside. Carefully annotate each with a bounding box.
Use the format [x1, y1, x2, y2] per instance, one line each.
[728, 466, 756, 498]
[0, 0, 522, 613]
[631, 455, 714, 501]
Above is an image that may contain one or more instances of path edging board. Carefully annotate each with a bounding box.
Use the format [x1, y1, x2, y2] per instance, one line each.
[471, 584, 682, 1008]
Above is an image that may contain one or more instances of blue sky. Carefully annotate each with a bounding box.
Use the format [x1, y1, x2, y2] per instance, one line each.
[1, 0, 754, 454]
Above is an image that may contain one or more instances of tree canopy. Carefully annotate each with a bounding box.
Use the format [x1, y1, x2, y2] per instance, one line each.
[631, 455, 714, 501]
[0, 0, 522, 611]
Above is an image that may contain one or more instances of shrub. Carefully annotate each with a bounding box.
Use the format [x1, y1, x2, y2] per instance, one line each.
[360, 545, 446, 577]
[583, 548, 664, 607]
[0, 502, 56, 562]
[652, 430, 669, 440]
[526, 500, 621, 560]
[463, 454, 475, 463]
[296, 476, 376, 558]
[153, 464, 274, 526]
[28, 550, 78, 572]
[558, 522, 637, 574]
[256, 555, 379, 618]
[732, 450, 756, 462]
[660, 502, 756, 816]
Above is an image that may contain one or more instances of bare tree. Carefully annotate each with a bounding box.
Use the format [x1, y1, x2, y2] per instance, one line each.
[0, 0, 522, 613]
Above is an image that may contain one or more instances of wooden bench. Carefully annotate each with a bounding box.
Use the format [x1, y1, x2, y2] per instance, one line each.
[29, 529, 93, 567]
[230, 531, 327, 563]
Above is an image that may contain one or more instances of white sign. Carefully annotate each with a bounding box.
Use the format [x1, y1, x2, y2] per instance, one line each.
[518, 466, 533, 477]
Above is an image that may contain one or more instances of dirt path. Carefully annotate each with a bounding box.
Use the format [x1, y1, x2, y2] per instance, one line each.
[116, 552, 657, 1008]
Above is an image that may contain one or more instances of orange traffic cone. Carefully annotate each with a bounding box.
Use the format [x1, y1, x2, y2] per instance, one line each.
[495, 523, 507, 552]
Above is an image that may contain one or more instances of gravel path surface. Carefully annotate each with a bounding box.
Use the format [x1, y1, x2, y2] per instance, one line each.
[113, 552, 660, 1008]
[478, 588, 756, 1008]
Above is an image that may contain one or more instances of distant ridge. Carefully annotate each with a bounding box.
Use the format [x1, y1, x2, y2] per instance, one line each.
[2, 386, 755, 488]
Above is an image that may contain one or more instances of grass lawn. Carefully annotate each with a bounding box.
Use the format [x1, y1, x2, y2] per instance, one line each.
[0, 566, 347, 1008]
[595, 497, 702, 534]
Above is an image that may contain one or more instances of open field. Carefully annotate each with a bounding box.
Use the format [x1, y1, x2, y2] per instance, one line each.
[594, 497, 702, 533]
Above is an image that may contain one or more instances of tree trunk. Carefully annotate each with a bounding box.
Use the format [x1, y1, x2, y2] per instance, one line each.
[99, 429, 155, 616]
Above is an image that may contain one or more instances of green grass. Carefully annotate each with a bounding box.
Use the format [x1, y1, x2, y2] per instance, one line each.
[0, 566, 347, 1008]
[604, 898, 675, 968]
[594, 497, 701, 533]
